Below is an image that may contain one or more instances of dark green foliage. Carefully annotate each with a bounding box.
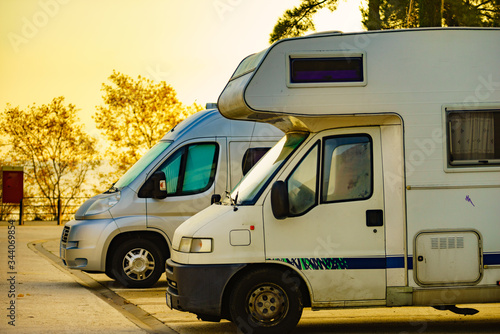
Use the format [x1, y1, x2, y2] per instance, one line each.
[271, 0, 500, 41]
[269, 0, 338, 43]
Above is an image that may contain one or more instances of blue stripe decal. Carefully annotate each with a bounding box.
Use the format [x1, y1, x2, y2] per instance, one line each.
[484, 253, 500, 266]
[268, 253, 499, 271]
[386, 256, 405, 269]
[268, 257, 392, 270]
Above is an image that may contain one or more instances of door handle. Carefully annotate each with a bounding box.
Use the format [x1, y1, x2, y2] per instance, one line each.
[366, 210, 383, 227]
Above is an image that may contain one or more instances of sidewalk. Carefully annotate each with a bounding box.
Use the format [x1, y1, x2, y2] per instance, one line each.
[0, 225, 148, 333]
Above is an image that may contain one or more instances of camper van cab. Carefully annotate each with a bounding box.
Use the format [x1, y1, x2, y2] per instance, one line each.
[166, 29, 500, 333]
[60, 109, 282, 288]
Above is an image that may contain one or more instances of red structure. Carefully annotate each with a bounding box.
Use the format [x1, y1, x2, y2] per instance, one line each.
[2, 166, 24, 203]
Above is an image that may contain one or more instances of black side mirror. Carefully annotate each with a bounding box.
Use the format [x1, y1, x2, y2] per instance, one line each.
[151, 171, 168, 199]
[271, 181, 289, 220]
[211, 194, 221, 205]
[139, 171, 168, 199]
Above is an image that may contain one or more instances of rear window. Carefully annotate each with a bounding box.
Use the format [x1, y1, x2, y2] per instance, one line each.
[242, 147, 270, 175]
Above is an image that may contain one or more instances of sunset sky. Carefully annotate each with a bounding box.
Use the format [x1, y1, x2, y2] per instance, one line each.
[0, 0, 364, 135]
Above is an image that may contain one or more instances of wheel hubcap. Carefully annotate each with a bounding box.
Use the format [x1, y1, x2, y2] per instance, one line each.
[122, 248, 155, 281]
[247, 284, 288, 324]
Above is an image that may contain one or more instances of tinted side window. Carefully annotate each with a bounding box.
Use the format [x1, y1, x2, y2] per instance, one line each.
[242, 147, 270, 175]
[182, 144, 217, 193]
[321, 135, 372, 203]
[163, 149, 183, 194]
[157, 143, 218, 196]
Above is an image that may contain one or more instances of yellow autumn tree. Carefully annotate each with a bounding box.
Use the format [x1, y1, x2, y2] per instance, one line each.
[94, 70, 202, 175]
[1, 97, 100, 219]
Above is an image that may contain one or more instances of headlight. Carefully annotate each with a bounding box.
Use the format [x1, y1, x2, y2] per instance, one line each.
[178, 237, 212, 253]
[85, 192, 121, 216]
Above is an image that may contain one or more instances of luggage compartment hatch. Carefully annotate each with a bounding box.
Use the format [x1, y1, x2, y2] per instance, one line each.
[414, 230, 482, 286]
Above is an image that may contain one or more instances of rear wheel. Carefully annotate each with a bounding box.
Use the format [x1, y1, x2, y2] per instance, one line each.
[229, 268, 303, 334]
[110, 238, 165, 288]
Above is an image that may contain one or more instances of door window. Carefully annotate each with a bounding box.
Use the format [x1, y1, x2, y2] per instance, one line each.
[286, 143, 319, 216]
[182, 144, 217, 192]
[157, 143, 218, 196]
[321, 135, 372, 203]
[163, 149, 182, 194]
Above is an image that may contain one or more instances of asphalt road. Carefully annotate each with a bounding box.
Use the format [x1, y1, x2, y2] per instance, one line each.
[1, 225, 499, 333]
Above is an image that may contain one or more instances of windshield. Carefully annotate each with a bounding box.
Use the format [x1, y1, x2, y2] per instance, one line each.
[232, 132, 308, 205]
[114, 141, 172, 189]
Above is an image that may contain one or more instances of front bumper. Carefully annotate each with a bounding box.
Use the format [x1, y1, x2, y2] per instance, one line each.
[165, 258, 245, 318]
[60, 219, 116, 271]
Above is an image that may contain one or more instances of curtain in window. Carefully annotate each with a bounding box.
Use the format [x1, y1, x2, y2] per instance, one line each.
[449, 112, 494, 161]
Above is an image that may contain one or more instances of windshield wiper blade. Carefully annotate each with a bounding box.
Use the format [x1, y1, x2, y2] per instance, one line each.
[105, 183, 119, 194]
[225, 191, 239, 211]
[233, 191, 239, 211]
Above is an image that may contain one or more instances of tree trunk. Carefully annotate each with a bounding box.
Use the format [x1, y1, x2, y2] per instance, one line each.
[366, 0, 381, 30]
[418, 0, 443, 27]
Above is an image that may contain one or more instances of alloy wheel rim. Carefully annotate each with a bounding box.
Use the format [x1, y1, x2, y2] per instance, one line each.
[122, 248, 155, 280]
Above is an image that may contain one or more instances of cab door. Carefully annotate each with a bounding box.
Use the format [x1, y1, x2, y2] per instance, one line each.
[263, 127, 386, 304]
[145, 138, 227, 240]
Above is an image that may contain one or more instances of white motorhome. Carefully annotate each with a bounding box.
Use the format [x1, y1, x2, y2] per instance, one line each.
[60, 108, 282, 288]
[166, 28, 500, 333]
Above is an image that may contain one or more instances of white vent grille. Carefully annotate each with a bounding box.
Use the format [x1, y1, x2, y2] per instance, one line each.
[431, 236, 464, 249]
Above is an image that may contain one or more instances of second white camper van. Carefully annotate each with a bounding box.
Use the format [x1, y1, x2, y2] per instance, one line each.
[60, 109, 282, 287]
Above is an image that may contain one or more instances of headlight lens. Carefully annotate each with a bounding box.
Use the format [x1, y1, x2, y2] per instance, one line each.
[85, 192, 121, 216]
[178, 237, 212, 253]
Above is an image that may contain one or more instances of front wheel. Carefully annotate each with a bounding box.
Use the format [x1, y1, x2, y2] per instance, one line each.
[110, 238, 165, 288]
[229, 268, 303, 334]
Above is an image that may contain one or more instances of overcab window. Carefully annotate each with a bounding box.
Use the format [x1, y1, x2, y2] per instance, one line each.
[288, 52, 366, 87]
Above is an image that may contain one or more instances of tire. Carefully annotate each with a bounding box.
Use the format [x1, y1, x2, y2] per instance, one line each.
[229, 268, 303, 334]
[110, 238, 165, 288]
[104, 269, 115, 280]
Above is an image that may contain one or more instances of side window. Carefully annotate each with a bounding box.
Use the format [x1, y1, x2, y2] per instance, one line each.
[242, 147, 270, 175]
[182, 144, 217, 193]
[287, 143, 319, 216]
[321, 135, 372, 203]
[162, 149, 183, 194]
[447, 109, 500, 166]
[158, 143, 218, 196]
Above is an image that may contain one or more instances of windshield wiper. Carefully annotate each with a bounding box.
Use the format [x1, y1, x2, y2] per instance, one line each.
[225, 191, 239, 211]
[105, 183, 119, 194]
[233, 191, 239, 211]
